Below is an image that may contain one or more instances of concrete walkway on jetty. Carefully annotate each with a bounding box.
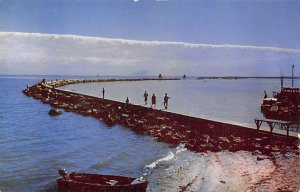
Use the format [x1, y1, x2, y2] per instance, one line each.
[23, 78, 299, 155]
[57, 88, 299, 138]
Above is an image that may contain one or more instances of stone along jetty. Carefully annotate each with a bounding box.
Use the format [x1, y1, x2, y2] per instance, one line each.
[23, 78, 299, 156]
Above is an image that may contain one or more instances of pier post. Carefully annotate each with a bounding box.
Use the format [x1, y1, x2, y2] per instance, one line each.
[280, 75, 283, 90]
[282, 123, 291, 137]
[255, 119, 262, 130]
[267, 122, 274, 133]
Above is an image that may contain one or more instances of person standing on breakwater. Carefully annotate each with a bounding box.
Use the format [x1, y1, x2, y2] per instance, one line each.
[144, 91, 148, 105]
[163, 93, 170, 109]
[102, 88, 105, 99]
[151, 94, 156, 108]
[125, 97, 130, 108]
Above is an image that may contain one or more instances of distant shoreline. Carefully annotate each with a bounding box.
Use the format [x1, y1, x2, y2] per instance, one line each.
[197, 76, 300, 80]
[1, 74, 299, 81]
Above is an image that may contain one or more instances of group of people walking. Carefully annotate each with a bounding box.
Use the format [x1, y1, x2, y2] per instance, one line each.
[144, 91, 170, 109]
[101, 87, 170, 110]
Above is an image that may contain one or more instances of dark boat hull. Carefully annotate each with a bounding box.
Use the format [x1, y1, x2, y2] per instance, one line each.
[57, 172, 148, 192]
[261, 87, 300, 124]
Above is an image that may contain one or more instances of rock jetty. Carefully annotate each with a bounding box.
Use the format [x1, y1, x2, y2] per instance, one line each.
[23, 78, 299, 156]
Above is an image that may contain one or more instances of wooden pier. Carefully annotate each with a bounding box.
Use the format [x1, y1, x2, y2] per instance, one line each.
[254, 118, 293, 136]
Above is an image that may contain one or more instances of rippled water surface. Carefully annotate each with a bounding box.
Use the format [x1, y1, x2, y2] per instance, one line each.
[0, 76, 172, 192]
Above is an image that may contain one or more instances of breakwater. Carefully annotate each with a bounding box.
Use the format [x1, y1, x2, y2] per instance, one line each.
[44, 78, 180, 88]
[23, 78, 299, 156]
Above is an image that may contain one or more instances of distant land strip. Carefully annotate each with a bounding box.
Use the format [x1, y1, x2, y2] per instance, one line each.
[197, 76, 300, 80]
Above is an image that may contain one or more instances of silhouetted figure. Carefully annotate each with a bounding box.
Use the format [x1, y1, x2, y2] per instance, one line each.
[124, 97, 130, 108]
[144, 91, 148, 105]
[163, 93, 170, 109]
[102, 88, 105, 98]
[151, 94, 156, 108]
[264, 90, 267, 99]
[158, 74, 162, 79]
[183, 74, 186, 79]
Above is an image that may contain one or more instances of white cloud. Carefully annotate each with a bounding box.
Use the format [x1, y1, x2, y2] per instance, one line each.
[0, 32, 299, 76]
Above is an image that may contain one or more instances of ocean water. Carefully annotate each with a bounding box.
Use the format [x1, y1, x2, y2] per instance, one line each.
[0, 75, 299, 192]
[0, 76, 173, 192]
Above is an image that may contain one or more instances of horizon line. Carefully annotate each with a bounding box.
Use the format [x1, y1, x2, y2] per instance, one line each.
[0, 74, 299, 78]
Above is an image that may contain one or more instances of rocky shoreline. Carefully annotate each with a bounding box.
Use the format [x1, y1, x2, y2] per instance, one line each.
[23, 78, 299, 157]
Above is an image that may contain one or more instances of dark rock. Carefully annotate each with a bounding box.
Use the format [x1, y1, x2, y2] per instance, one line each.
[48, 108, 62, 116]
[257, 156, 269, 161]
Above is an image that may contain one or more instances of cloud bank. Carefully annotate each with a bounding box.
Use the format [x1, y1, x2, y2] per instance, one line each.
[0, 32, 299, 76]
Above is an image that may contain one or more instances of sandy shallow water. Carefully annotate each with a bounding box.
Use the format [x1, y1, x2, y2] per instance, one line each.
[146, 147, 299, 192]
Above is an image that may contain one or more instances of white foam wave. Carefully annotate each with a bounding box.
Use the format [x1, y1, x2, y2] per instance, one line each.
[145, 151, 175, 170]
[175, 143, 187, 154]
[144, 144, 188, 171]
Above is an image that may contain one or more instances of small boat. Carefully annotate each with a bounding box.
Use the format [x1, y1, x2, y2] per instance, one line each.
[261, 87, 300, 122]
[57, 169, 148, 192]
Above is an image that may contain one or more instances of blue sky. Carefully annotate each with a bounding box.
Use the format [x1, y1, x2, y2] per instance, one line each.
[0, 0, 299, 76]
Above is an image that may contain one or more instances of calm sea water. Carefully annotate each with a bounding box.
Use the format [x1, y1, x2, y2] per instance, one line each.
[0, 75, 299, 191]
[0, 76, 173, 192]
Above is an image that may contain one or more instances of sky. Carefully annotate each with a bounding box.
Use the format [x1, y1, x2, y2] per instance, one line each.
[0, 0, 299, 76]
